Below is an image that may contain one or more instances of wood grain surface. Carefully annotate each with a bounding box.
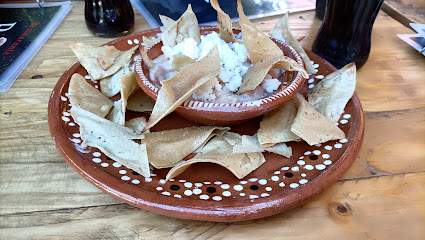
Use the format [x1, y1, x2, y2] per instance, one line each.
[1, 2, 424, 239]
[382, 0, 425, 28]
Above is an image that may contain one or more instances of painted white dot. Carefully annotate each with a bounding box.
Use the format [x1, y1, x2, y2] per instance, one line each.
[150, 173, 157, 177]
[179, 179, 186, 183]
[274, 171, 281, 174]
[222, 191, 231, 197]
[271, 176, 279, 181]
[334, 143, 343, 148]
[290, 183, 299, 188]
[315, 75, 324, 79]
[84, 75, 91, 79]
[184, 190, 192, 196]
[281, 166, 289, 170]
[63, 112, 71, 116]
[340, 138, 348, 143]
[133, 39, 140, 44]
[95, 85, 99, 89]
[62, 116, 70, 122]
[233, 185, 243, 191]
[65, 93, 69, 97]
[250, 195, 259, 199]
[162, 191, 171, 196]
[324, 160, 332, 165]
[204, 181, 211, 184]
[92, 158, 101, 163]
[156, 187, 163, 191]
[240, 181, 248, 184]
[100, 162, 109, 167]
[169, 179, 175, 181]
[313, 63, 319, 68]
[261, 193, 270, 197]
[214, 181, 222, 185]
[195, 183, 203, 187]
[131, 179, 140, 184]
[265, 187, 272, 191]
[112, 162, 122, 167]
[119, 170, 127, 174]
[310, 60, 314, 64]
[324, 145, 332, 150]
[71, 138, 81, 143]
[297, 160, 305, 165]
[258, 179, 267, 185]
[121, 175, 130, 181]
[61, 96, 67, 101]
[92, 152, 101, 157]
[308, 78, 315, 83]
[301, 173, 307, 177]
[68, 103, 72, 106]
[305, 165, 314, 170]
[159, 179, 166, 184]
[221, 184, 230, 189]
[304, 151, 312, 155]
[199, 195, 209, 200]
[249, 178, 258, 182]
[68, 122, 75, 126]
[174, 194, 182, 198]
[315, 144, 322, 147]
[335, 123, 339, 126]
[145, 177, 152, 182]
[316, 164, 326, 170]
[240, 193, 246, 196]
[299, 156, 304, 159]
[322, 154, 330, 159]
[291, 166, 300, 172]
[308, 84, 315, 89]
[193, 189, 202, 195]
[343, 114, 351, 119]
[184, 182, 193, 188]
[212, 196, 222, 201]
[279, 182, 285, 187]
[340, 119, 348, 124]
[313, 150, 321, 155]
[127, 39, 133, 45]
[299, 179, 308, 184]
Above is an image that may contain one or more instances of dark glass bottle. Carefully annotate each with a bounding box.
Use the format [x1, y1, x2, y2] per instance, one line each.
[315, 0, 326, 20]
[85, 0, 135, 37]
[312, 0, 384, 69]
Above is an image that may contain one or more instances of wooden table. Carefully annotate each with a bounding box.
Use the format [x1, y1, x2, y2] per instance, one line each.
[1, 2, 424, 239]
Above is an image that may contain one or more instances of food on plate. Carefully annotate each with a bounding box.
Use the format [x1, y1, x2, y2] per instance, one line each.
[308, 63, 356, 123]
[70, 106, 150, 177]
[70, 43, 138, 80]
[68, 73, 113, 118]
[143, 46, 220, 131]
[66, 2, 356, 182]
[257, 98, 300, 147]
[269, 12, 317, 74]
[145, 126, 229, 169]
[291, 94, 345, 146]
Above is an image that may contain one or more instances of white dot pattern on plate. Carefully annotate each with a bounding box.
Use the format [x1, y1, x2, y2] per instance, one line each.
[258, 179, 267, 185]
[340, 119, 348, 124]
[308, 79, 315, 83]
[313, 150, 321, 155]
[271, 176, 279, 181]
[308, 84, 315, 89]
[200, 195, 209, 200]
[291, 166, 299, 172]
[193, 189, 202, 195]
[184, 190, 192, 196]
[265, 187, 272, 191]
[299, 179, 308, 184]
[112, 162, 122, 167]
[301, 173, 307, 177]
[240, 193, 246, 197]
[297, 160, 305, 165]
[195, 183, 203, 187]
[119, 170, 127, 174]
[145, 177, 152, 182]
[92, 158, 101, 163]
[222, 191, 231, 197]
[174, 194, 182, 198]
[100, 163, 109, 167]
[127, 39, 133, 45]
[324, 145, 332, 150]
[322, 154, 330, 159]
[121, 176, 130, 181]
[324, 160, 332, 165]
[162, 191, 171, 196]
[159, 179, 166, 184]
[132, 179, 140, 184]
[233, 185, 243, 191]
[315, 75, 324, 79]
[340, 139, 348, 143]
[334, 143, 343, 148]
[212, 196, 222, 201]
[305, 165, 314, 170]
[316, 164, 326, 170]
[93, 152, 101, 157]
[290, 183, 299, 188]
[221, 184, 230, 189]
[343, 114, 351, 119]
[184, 182, 193, 188]
[134, 39, 140, 44]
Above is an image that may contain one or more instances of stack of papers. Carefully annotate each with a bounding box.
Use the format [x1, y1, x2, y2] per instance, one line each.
[398, 23, 425, 57]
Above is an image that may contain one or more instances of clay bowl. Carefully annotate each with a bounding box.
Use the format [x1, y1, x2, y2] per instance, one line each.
[135, 26, 307, 126]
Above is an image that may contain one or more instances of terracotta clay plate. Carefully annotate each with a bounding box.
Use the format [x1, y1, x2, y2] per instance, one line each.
[48, 30, 364, 222]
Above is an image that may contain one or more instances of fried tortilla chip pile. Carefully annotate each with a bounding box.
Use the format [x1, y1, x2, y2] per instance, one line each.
[67, 2, 356, 181]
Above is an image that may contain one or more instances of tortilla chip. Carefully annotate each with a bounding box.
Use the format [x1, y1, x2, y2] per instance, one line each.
[269, 12, 317, 74]
[237, 55, 308, 94]
[236, 0, 282, 64]
[142, 36, 160, 49]
[233, 134, 292, 158]
[127, 89, 155, 112]
[70, 107, 149, 177]
[68, 73, 113, 118]
[165, 134, 265, 180]
[143, 46, 220, 131]
[70, 43, 138, 80]
[107, 100, 124, 125]
[257, 98, 300, 147]
[161, 5, 201, 47]
[145, 126, 229, 169]
[125, 117, 148, 135]
[291, 94, 345, 145]
[308, 63, 356, 123]
[210, 0, 238, 43]
[172, 54, 195, 71]
[159, 15, 176, 29]
[140, 45, 154, 69]
[99, 55, 138, 97]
